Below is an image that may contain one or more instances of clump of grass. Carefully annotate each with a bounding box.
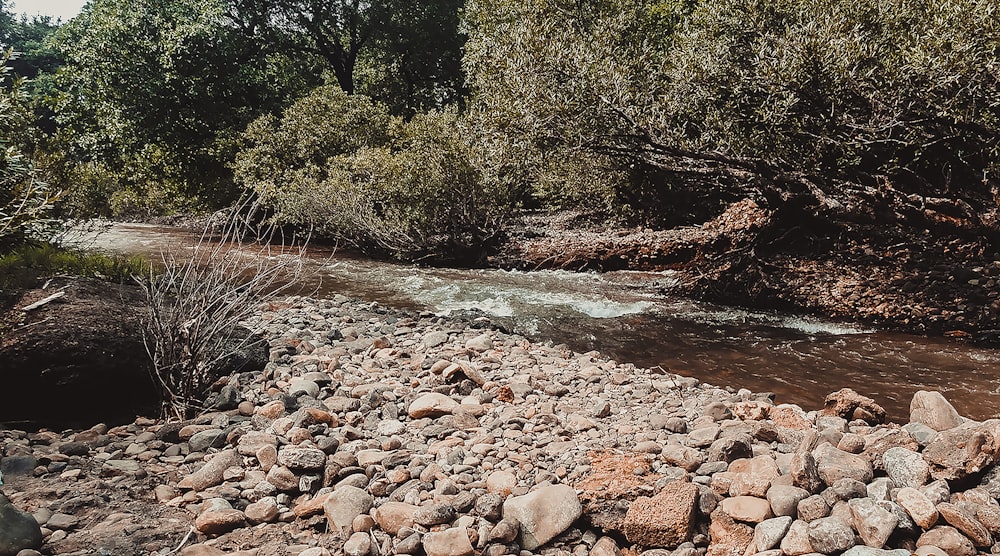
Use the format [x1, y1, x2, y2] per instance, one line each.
[0, 242, 149, 291]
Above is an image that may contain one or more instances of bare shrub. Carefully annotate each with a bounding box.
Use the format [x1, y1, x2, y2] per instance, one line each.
[136, 198, 310, 419]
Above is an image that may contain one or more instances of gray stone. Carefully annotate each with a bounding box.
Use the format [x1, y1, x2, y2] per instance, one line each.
[813, 443, 874, 487]
[707, 434, 753, 463]
[848, 497, 898, 548]
[188, 429, 228, 453]
[842, 548, 910, 556]
[883, 447, 930, 488]
[752, 516, 793, 552]
[766, 485, 809, 517]
[807, 517, 856, 554]
[0, 493, 42, 556]
[413, 504, 456, 527]
[423, 527, 475, 556]
[910, 391, 963, 432]
[277, 447, 327, 470]
[344, 531, 372, 556]
[178, 449, 242, 491]
[502, 484, 582, 550]
[324, 486, 374, 537]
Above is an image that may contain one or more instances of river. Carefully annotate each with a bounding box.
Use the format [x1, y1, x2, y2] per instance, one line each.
[66, 222, 1000, 423]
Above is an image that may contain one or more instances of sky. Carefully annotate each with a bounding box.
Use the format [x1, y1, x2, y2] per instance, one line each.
[13, 0, 87, 21]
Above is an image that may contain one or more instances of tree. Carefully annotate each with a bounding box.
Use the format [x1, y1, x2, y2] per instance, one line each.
[47, 0, 313, 214]
[229, 0, 466, 113]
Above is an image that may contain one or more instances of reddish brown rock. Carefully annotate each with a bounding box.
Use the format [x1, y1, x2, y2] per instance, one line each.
[706, 508, 754, 556]
[916, 526, 976, 556]
[194, 509, 246, 536]
[823, 388, 886, 424]
[937, 502, 992, 547]
[923, 426, 1000, 481]
[622, 480, 699, 548]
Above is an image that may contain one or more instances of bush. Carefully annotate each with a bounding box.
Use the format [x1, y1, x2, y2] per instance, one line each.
[661, 0, 1000, 195]
[235, 87, 513, 262]
[0, 53, 58, 247]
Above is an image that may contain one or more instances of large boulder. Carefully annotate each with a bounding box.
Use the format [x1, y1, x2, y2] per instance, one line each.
[502, 484, 582, 550]
[0, 492, 42, 556]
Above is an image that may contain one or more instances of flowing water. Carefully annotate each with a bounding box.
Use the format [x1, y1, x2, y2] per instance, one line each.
[67, 222, 1000, 422]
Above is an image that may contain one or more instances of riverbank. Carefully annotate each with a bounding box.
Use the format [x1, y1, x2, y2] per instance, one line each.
[491, 203, 1000, 345]
[3, 295, 1000, 556]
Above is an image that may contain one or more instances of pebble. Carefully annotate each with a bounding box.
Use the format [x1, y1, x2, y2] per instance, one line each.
[7, 297, 1000, 556]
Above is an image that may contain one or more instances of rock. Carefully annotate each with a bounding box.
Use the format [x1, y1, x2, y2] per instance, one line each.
[245, 498, 280, 524]
[662, 444, 705, 472]
[937, 502, 992, 547]
[474, 494, 504, 522]
[622, 481, 699, 548]
[44, 513, 78, 530]
[465, 334, 493, 352]
[779, 520, 814, 556]
[910, 391, 963, 432]
[485, 470, 518, 496]
[751, 516, 793, 552]
[408, 393, 459, 419]
[373, 502, 419, 535]
[706, 509, 753, 556]
[707, 435, 753, 463]
[277, 447, 327, 470]
[488, 518, 520, 544]
[423, 331, 449, 347]
[896, 487, 940, 529]
[344, 531, 372, 556]
[848, 497, 898, 548]
[178, 449, 242, 491]
[590, 536, 622, 556]
[502, 484, 582, 550]
[823, 388, 886, 424]
[813, 443, 874, 487]
[188, 429, 227, 452]
[324, 486, 374, 537]
[842, 548, 910, 556]
[916, 526, 976, 556]
[423, 527, 475, 556]
[413, 504, 456, 527]
[237, 431, 278, 456]
[807, 517, 856, 554]
[766, 485, 809, 517]
[797, 495, 831, 522]
[720, 496, 772, 523]
[0, 493, 42, 556]
[790, 451, 823, 493]
[195, 509, 246, 536]
[884, 447, 930, 488]
[923, 425, 1000, 481]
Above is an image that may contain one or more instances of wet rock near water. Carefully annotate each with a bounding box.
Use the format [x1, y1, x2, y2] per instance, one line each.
[4, 295, 1000, 555]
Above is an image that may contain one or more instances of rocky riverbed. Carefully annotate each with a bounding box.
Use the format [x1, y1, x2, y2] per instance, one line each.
[3, 295, 1000, 556]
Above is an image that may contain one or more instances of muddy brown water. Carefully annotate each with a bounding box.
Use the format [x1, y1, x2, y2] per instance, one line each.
[67, 222, 1000, 423]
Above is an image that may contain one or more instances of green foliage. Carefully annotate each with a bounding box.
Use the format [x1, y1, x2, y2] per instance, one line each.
[235, 87, 511, 261]
[230, 0, 466, 113]
[47, 0, 311, 212]
[0, 52, 57, 248]
[660, 0, 1000, 193]
[464, 0, 1000, 224]
[463, 0, 694, 217]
